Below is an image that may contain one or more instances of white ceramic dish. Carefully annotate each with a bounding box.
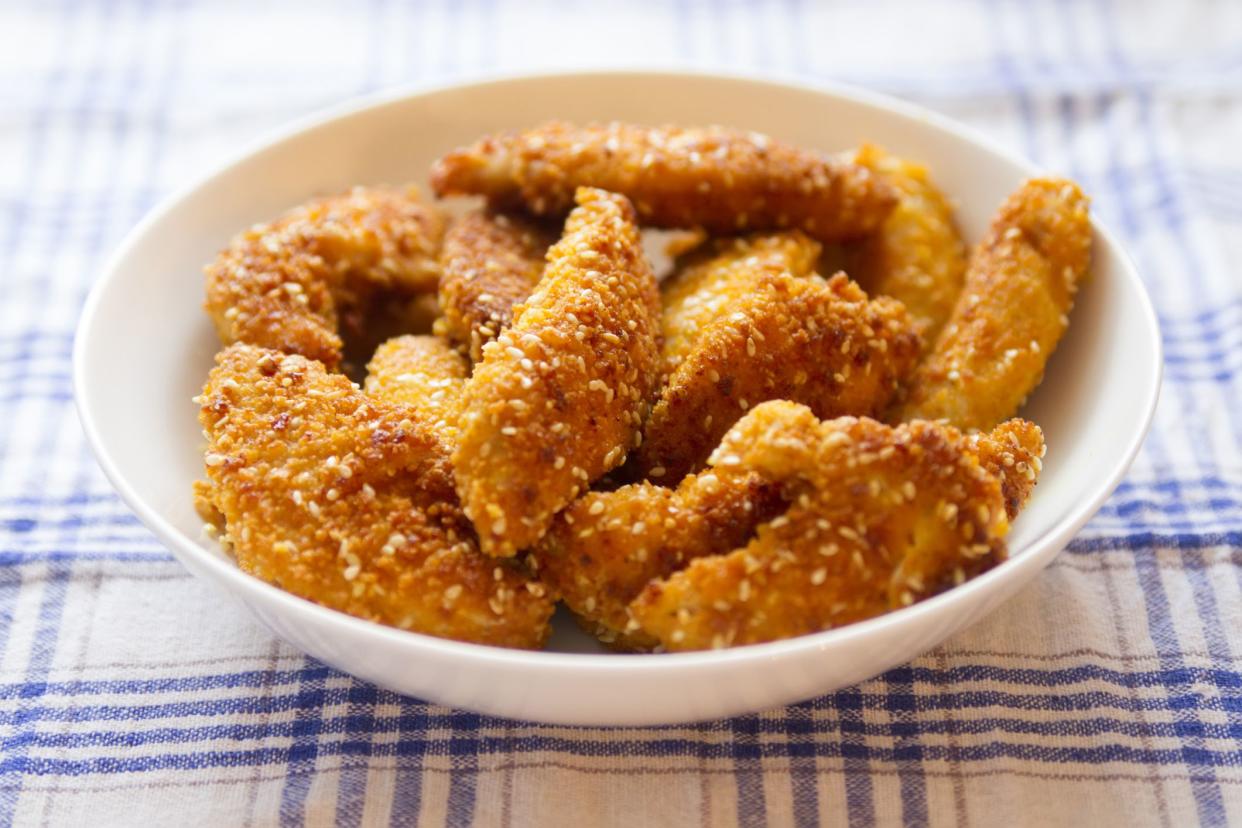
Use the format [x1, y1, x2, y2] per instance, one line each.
[74, 71, 1161, 726]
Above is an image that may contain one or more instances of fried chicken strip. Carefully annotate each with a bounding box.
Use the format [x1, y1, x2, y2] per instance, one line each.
[532, 471, 787, 650]
[431, 122, 897, 243]
[632, 261, 921, 483]
[205, 187, 444, 370]
[454, 187, 662, 557]
[659, 231, 823, 370]
[629, 401, 1013, 651]
[897, 178, 1091, 430]
[193, 344, 554, 649]
[435, 209, 557, 362]
[364, 334, 468, 446]
[841, 145, 968, 343]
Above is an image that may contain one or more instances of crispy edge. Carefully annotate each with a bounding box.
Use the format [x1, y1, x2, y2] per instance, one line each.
[970, 418, 1045, 519]
[631, 272, 920, 482]
[897, 178, 1092, 430]
[629, 402, 1010, 651]
[194, 344, 554, 649]
[204, 186, 444, 369]
[364, 334, 469, 448]
[435, 209, 557, 363]
[844, 144, 968, 343]
[453, 187, 662, 557]
[430, 121, 897, 242]
[531, 471, 787, 650]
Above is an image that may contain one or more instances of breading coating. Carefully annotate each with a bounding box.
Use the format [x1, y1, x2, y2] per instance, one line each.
[430, 122, 897, 242]
[364, 335, 468, 446]
[898, 178, 1091, 430]
[840, 145, 968, 343]
[659, 231, 823, 371]
[629, 401, 1014, 651]
[971, 418, 1045, 519]
[532, 471, 787, 650]
[205, 187, 444, 369]
[193, 344, 554, 649]
[632, 263, 921, 483]
[435, 209, 557, 362]
[453, 188, 662, 557]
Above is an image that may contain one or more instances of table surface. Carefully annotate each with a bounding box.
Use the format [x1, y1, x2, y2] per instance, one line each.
[2, 1, 1241, 825]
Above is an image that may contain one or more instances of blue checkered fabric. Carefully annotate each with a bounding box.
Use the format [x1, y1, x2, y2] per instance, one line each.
[2, 1, 1241, 825]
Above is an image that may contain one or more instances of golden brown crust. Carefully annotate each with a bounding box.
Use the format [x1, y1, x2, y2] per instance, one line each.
[453, 187, 662, 557]
[629, 401, 1012, 651]
[659, 231, 823, 371]
[430, 122, 897, 242]
[631, 265, 921, 483]
[435, 210, 557, 362]
[897, 178, 1092, 430]
[531, 471, 787, 649]
[971, 418, 1045, 519]
[194, 344, 554, 649]
[842, 145, 968, 343]
[364, 335, 469, 447]
[204, 187, 444, 370]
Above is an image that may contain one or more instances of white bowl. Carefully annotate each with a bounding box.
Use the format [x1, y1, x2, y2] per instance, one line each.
[74, 71, 1161, 726]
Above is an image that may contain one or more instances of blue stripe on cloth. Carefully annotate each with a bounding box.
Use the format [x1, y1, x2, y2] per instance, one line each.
[837, 685, 875, 827]
[390, 702, 429, 823]
[731, 713, 768, 828]
[277, 661, 331, 826]
[783, 703, 822, 828]
[334, 682, 379, 828]
[446, 709, 481, 827]
[885, 664, 928, 827]
[0, 565, 71, 826]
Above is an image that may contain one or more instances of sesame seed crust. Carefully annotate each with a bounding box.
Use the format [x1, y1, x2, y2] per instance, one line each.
[832, 145, 968, 344]
[897, 178, 1092, 430]
[429, 122, 897, 242]
[193, 344, 555, 649]
[658, 231, 824, 370]
[970, 418, 1045, 519]
[630, 246, 921, 482]
[453, 187, 662, 557]
[629, 400, 1016, 652]
[204, 187, 445, 370]
[531, 471, 787, 651]
[436, 209, 557, 363]
[363, 334, 469, 448]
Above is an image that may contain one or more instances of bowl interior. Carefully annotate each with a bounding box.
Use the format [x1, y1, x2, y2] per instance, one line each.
[76, 72, 1158, 658]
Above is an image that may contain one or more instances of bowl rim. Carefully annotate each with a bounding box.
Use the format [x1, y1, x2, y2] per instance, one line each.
[73, 67, 1163, 674]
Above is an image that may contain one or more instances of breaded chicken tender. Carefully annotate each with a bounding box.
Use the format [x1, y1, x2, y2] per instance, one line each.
[841, 145, 967, 343]
[632, 263, 921, 482]
[436, 210, 557, 362]
[364, 335, 468, 445]
[532, 471, 787, 649]
[629, 401, 1013, 651]
[898, 178, 1091, 430]
[659, 232, 823, 371]
[454, 188, 662, 557]
[971, 418, 1045, 519]
[193, 344, 554, 648]
[205, 187, 444, 370]
[430, 122, 897, 243]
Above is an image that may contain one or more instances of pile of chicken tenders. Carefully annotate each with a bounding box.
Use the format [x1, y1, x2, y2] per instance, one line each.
[193, 122, 1091, 651]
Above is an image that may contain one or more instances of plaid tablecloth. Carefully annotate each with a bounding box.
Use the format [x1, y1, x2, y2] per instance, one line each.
[3, 1, 1241, 825]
